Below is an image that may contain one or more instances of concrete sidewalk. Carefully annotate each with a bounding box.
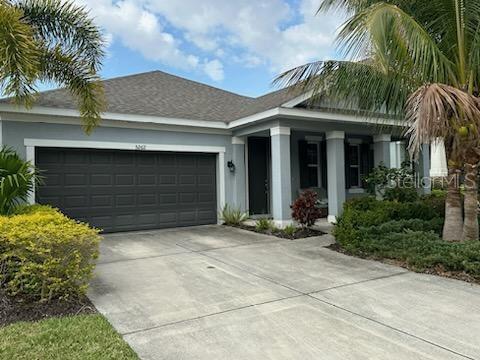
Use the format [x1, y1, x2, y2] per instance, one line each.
[89, 225, 480, 360]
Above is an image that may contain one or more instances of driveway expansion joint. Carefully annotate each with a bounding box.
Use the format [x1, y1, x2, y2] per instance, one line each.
[176, 238, 284, 253]
[308, 296, 475, 360]
[307, 271, 410, 295]
[120, 293, 306, 337]
[96, 250, 193, 266]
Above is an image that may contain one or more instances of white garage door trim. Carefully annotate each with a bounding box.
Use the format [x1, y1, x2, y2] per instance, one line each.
[24, 138, 226, 223]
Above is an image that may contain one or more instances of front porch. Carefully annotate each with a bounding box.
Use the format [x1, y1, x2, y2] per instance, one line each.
[228, 120, 431, 227]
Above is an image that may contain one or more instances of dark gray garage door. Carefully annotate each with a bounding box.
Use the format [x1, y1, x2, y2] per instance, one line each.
[36, 148, 217, 232]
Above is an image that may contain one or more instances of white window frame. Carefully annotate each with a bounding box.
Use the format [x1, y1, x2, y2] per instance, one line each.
[24, 138, 226, 224]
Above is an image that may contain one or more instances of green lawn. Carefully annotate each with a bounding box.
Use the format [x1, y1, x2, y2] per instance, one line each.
[0, 314, 138, 360]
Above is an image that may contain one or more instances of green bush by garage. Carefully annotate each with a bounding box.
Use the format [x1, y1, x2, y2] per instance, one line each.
[334, 195, 480, 282]
[0, 205, 102, 302]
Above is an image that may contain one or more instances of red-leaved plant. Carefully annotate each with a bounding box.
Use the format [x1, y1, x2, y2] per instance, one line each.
[291, 190, 322, 227]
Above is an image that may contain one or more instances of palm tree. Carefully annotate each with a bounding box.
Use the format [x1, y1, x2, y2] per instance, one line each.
[0, 146, 41, 214]
[0, 0, 105, 133]
[275, 0, 480, 241]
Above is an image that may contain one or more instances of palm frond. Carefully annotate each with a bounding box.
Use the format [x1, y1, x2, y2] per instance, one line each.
[318, 0, 400, 13]
[467, 21, 480, 93]
[39, 47, 106, 133]
[0, 3, 39, 104]
[337, 3, 456, 85]
[274, 59, 413, 117]
[405, 83, 480, 158]
[0, 146, 41, 215]
[16, 0, 105, 71]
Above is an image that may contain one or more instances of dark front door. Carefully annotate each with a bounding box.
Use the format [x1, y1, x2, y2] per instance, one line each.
[248, 137, 270, 215]
[36, 147, 217, 233]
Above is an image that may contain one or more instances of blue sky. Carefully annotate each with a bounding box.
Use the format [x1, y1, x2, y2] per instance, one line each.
[75, 0, 344, 97]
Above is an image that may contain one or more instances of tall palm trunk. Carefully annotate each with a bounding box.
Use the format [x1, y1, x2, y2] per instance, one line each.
[443, 166, 463, 242]
[462, 162, 479, 241]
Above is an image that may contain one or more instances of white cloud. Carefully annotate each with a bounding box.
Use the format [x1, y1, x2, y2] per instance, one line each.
[203, 59, 224, 81]
[76, 0, 343, 81]
[144, 0, 342, 71]
[76, 0, 222, 81]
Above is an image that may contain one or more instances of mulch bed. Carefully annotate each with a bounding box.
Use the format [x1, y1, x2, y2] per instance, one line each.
[231, 224, 325, 240]
[0, 291, 97, 327]
[328, 243, 480, 285]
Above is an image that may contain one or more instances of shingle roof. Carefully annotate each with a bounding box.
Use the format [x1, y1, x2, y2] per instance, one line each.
[0, 70, 302, 123]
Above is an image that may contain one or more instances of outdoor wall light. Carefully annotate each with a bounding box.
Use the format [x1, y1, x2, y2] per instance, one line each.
[227, 160, 236, 173]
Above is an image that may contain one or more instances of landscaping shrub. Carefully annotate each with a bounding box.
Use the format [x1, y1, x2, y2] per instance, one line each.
[336, 228, 480, 276]
[338, 196, 443, 229]
[334, 196, 480, 281]
[363, 218, 445, 236]
[255, 218, 274, 231]
[383, 187, 419, 203]
[220, 204, 248, 226]
[363, 161, 416, 199]
[291, 190, 322, 227]
[13, 204, 58, 215]
[421, 192, 447, 217]
[283, 224, 298, 237]
[0, 206, 101, 302]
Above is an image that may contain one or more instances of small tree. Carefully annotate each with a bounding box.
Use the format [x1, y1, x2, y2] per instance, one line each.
[0, 147, 41, 215]
[291, 190, 322, 227]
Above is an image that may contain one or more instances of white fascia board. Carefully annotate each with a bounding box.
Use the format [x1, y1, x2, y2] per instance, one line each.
[0, 104, 228, 130]
[228, 107, 402, 130]
[276, 108, 403, 127]
[281, 90, 314, 108]
[5, 114, 231, 135]
[227, 108, 280, 129]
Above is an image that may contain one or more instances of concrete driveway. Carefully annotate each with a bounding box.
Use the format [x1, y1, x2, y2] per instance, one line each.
[88, 225, 480, 360]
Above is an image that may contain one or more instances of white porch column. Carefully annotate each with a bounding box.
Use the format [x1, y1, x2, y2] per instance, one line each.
[390, 141, 406, 168]
[270, 126, 292, 227]
[231, 136, 246, 211]
[373, 134, 391, 167]
[326, 131, 346, 223]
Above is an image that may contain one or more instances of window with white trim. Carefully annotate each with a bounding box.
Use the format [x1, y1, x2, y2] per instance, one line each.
[305, 142, 321, 188]
[347, 144, 362, 188]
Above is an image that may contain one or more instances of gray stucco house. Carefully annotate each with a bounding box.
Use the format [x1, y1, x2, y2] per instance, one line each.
[0, 71, 430, 232]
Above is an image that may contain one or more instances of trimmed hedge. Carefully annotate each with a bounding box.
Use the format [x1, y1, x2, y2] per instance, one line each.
[338, 196, 444, 229]
[334, 197, 480, 280]
[0, 206, 101, 302]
